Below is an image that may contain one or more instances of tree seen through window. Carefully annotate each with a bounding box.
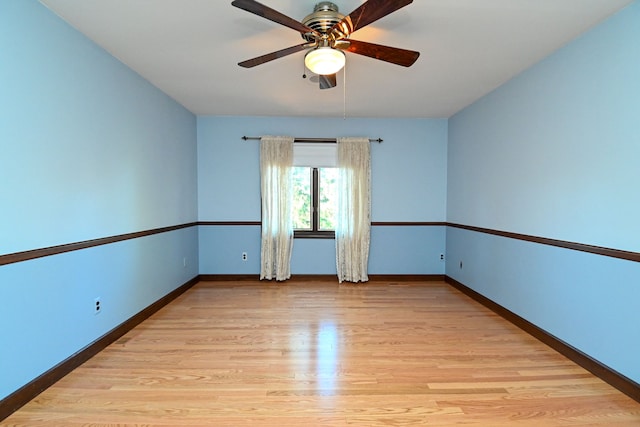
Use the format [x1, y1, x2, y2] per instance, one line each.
[292, 167, 337, 235]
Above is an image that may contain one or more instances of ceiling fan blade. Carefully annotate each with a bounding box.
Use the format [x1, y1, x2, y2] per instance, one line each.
[319, 73, 337, 90]
[231, 0, 319, 36]
[330, 0, 413, 38]
[238, 43, 311, 68]
[344, 39, 419, 67]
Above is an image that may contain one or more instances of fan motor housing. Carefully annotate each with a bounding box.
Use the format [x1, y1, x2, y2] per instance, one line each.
[301, 2, 344, 41]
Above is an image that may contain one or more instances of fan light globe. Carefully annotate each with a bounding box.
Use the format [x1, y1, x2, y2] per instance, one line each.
[305, 47, 345, 75]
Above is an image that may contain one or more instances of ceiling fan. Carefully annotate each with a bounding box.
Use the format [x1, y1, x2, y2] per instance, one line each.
[231, 0, 420, 89]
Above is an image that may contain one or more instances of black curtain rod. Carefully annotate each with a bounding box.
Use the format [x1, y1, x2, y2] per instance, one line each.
[241, 136, 383, 143]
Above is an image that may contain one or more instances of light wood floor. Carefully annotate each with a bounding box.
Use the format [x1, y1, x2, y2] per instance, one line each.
[3, 279, 639, 426]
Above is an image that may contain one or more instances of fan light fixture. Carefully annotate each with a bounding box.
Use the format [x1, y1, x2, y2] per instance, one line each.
[304, 47, 345, 75]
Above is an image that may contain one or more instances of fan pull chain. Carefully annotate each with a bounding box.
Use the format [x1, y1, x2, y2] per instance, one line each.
[343, 61, 347, 120]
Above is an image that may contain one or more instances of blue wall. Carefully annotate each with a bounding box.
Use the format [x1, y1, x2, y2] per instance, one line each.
[0, 1, 198, 400]
[197, 116, 448, 275]
[447, 2, 640, 383]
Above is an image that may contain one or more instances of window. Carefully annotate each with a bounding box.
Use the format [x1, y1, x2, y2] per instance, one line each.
[292, 166, 337, 238]
[292, 142, 337, 238]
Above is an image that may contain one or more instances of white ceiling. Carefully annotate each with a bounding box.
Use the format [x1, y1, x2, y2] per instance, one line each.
[40, 0, 633, 118]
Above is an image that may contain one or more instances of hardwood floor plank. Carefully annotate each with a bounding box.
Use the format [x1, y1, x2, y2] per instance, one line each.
[3, 279, 639, 426]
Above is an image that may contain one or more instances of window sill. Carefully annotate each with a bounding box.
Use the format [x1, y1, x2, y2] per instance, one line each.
[294, 231, 335, 239]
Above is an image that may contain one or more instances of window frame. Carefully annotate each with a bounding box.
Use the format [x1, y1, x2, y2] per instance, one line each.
[294, 167, 336, 239]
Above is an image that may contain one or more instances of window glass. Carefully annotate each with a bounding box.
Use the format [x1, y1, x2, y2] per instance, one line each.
[292, 166, 337, 236]
[319, 168, 337, 231]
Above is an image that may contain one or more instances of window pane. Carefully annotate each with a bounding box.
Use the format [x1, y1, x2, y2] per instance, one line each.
[292, 167, 311, 230]
[319, 167, 337, 231]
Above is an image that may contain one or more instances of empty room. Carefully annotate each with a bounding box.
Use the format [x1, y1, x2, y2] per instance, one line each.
[1, 0, 639, 425]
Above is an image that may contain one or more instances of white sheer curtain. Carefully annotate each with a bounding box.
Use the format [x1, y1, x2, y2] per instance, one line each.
[335, 137, 371, 283]
[260, 136, 294, 281]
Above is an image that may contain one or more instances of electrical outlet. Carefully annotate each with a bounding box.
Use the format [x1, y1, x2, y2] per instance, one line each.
[440, 253, 445, 261]
[242, 252, 248, 261]
[183, 257, 187, 268]
[94, 297, 101, 315]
